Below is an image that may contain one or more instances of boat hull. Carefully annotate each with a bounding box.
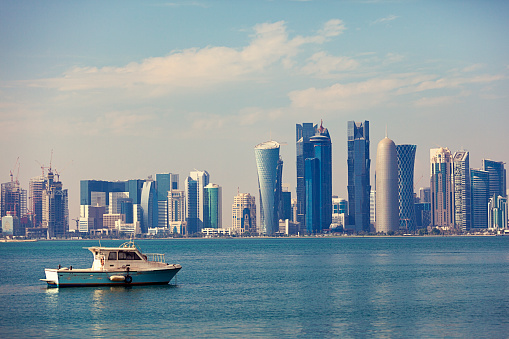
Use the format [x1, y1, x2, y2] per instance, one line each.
[43, 265, 181, 287]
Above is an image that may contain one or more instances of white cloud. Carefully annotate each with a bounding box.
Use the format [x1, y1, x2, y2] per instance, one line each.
[302, 52, 359, 77]
[289, 72, 505, 112]
[372, 14, 399, 25]
[32, 20, 347, 95]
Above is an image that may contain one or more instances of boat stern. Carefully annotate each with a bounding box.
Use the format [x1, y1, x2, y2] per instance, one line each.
[41, 269, 59, 287]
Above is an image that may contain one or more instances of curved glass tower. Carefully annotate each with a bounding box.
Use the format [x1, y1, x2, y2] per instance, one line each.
[255, 141, 283, 235]
[375, 137, 399, 233]
[396, 144, 417, 231]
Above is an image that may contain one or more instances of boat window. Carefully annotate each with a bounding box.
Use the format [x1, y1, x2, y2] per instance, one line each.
[108, 252, 117, 260]
[118, 250, 142, 260]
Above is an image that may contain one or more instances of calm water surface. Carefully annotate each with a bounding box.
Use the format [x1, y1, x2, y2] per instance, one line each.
[1, 236, 508, 338]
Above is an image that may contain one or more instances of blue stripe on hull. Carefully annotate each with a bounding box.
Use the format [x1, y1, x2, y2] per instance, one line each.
[47, 268, 181, 287]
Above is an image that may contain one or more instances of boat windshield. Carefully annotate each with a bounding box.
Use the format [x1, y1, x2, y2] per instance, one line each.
[118, 250, 142, 260]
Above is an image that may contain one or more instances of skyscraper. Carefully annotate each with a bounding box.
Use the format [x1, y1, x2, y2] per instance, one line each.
[453, 151, 471, 231]
[255, 141, 283, 235]
[168, 190, 185, 234]
[29, 176, 45, 227]
[430, 147, 454, 228]
[488, 194, 508, 230]
[185, 177, 199, 234]
[1, 180, 26, 220]
[140, 180, 156, 233]
[296, 123, 316, 227]
[305, 157, 320, 233]
[42, 170, 68, 238]
[471, 169, 489, 229]
[308, 122, 332, 232]
[396, 144, 417, 231]
[347, 120, 371, 232]
[482, 159, 507, 198]
[232, 192, 257, 234]
[189, 170, 210, 231]
[204, 183, 222, 229]
[375, 137, 399, 233]
[156, 173, 179, 228]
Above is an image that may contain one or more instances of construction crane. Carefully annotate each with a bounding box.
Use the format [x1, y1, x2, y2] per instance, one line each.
[10, 157, 20, 184]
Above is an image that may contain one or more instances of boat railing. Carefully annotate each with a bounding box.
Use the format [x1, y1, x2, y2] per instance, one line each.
[145, 253, 165, 263]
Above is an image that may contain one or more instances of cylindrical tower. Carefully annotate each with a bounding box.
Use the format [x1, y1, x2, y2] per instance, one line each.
[375, 137, 399, 233]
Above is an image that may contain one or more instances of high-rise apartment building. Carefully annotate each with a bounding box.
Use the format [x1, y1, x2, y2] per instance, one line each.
[488, 195, 508, 230]
[430, 148, 454, 228]
[375, 137, 399, 233]
[42, 171, 68, 237]
[347, 120, 371, 232]
[187, 170, 210, 233]
[185, 177, 198, 234]
[482, 159, 506, 198]
[29, 176, 45, 227]
[453, 151, 471, 231]
[168, 190, 185, 234]
[168, 190, 185, 223]
[255, 141, 283, 235]
[1, 180, 26, 220]
[296, 123, 316, 227]
[156, 173, 179, 228]
[232, 192, 257, 234]
[204, 183, 222, 229]
[471, 169, 489, 229]
[396, 144, 417, 231]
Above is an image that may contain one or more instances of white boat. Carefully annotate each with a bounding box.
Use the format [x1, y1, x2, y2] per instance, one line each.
[41, 239, 182, 287]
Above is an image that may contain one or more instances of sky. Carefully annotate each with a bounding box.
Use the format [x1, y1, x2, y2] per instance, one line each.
[1, 0, 508, 229]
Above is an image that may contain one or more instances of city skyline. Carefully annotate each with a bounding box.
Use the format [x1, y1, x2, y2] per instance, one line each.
[1, 1, 508, 228]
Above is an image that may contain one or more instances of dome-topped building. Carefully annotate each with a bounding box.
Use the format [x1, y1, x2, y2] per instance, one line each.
[375, 137, 399, 233]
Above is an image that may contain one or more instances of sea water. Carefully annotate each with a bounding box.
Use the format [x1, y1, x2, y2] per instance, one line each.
[0, 236, 508, 338]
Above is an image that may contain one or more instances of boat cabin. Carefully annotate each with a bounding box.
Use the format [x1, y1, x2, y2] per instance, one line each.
[88, 247, 148, 271]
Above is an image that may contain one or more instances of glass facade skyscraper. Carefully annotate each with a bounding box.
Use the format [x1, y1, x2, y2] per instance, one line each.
[296, 123, 316, 227]
[347, 120, 371, 232]
[453, 151, 471, 231]
[204, 183, 222, 229]
[305, 157, 320, 233]
[482, 159, 507, 198]
[185, 177, 199, 234]
[255, 141, 283, 235]
[471, 169, 489, 229]
[430, 147, 453, 228]
[304, 123, 332, 233]
[156, 173, 179, 228]
[396, 144, 417, 231]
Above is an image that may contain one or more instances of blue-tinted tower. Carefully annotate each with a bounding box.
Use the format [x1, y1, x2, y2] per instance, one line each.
[296, 123, 316, 227]
[305, 157, 320, 233]
[471, 169, 489, 229]
[347, 120, 371, 232]
[185, 178, 199, 234]
[482, 159, 506, 198]
[304, 122, 332, 233]
[396, 144, 417, 231]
